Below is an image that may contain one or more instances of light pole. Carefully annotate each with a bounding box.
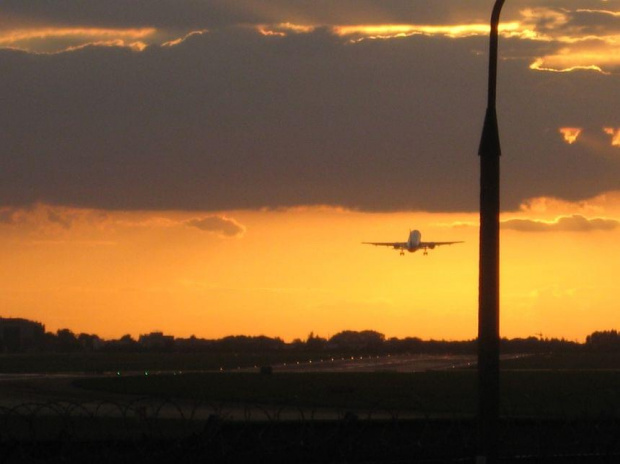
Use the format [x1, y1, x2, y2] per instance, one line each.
[477, 0, 505, 463]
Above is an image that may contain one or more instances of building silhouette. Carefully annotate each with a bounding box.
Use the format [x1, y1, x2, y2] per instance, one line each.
[0, 317, 45, 352]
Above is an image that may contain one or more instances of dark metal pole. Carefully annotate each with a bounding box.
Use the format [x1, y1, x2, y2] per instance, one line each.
[477, 1, 505, 463]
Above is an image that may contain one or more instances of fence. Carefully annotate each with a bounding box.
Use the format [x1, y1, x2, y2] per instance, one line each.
[2, 398, 620, 463]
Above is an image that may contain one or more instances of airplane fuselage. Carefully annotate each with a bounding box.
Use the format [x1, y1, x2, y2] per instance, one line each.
[405, 229, 422, 252]
[363, 229, 462, 256]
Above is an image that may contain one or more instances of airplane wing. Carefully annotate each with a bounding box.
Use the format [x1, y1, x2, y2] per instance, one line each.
[362, 242, 407, 249]
[420, 241, 464, 247]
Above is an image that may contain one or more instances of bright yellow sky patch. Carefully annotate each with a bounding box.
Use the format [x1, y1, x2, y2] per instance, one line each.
[162, 30, 208, 47]
[530, 54, 615, 74]
[604, 127, 620, 147]
[333, 22, 522, 40]
[257, 23, 314, 36]
[559, 127, 582, 144]
[0, 27, 157, 53]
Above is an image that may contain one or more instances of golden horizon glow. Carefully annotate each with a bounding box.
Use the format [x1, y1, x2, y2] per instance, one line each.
[162, 30, 208, 47]
[0, 27, 156, 54]
[603, 127, 620, 147]
[257, 23, 314, 37]
[575, 9, 620, 17]
[3, 198, 620, 342]
[530, 58, 608, 74]
[252, 16, 620, 74]
[559, 127, 583, 144]
[516, 8, 620, 73]
[0, 26, 206, 54]
[0, 27, 156, 45]
[333, 22, 523, 40]
[4, 13, 618, 76]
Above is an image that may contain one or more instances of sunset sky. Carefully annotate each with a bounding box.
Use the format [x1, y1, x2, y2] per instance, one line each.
[2, 0, 620, 341]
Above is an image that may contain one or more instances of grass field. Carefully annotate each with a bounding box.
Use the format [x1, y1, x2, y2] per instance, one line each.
[6, 352, 620, 461]
[5, 351, 620, 419]
[74, 368, 620, 418]
[75, 371, 474, 413]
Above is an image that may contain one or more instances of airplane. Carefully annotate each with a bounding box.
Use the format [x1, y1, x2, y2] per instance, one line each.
[363, 229, 463, 256]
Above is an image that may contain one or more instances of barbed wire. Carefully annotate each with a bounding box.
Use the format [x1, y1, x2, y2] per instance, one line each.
[2, 398, 620, 463]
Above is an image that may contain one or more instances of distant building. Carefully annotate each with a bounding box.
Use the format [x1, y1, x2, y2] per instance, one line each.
[0, 317, 45, 352]
[139, 331, 174, 350]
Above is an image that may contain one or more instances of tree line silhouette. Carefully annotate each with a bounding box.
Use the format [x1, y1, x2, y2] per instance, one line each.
[3, 316, 620, 354]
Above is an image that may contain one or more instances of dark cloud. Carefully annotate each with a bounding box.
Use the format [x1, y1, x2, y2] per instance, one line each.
[0, 1, 513, 30]
[186, 215, 245, 237]
[0, 29, 488, 212]
[0, 0, 250, 31]
[47, 209, 75, 229]
[553, 8, 620, 35]
[502, 215, 620, 232]
[3, 1, 616, 31]
[0, 4, 619, 213]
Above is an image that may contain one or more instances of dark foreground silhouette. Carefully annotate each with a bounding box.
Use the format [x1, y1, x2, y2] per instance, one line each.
[4, 412, 620, 463]
[3, 315, 620, 355]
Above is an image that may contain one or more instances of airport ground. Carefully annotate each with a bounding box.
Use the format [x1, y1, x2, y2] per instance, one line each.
[3, 352, 620, 462]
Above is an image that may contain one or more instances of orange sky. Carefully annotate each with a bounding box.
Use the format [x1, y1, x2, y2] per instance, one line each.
[3, 194, 620, 342]
[2, 2, 620, 343]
